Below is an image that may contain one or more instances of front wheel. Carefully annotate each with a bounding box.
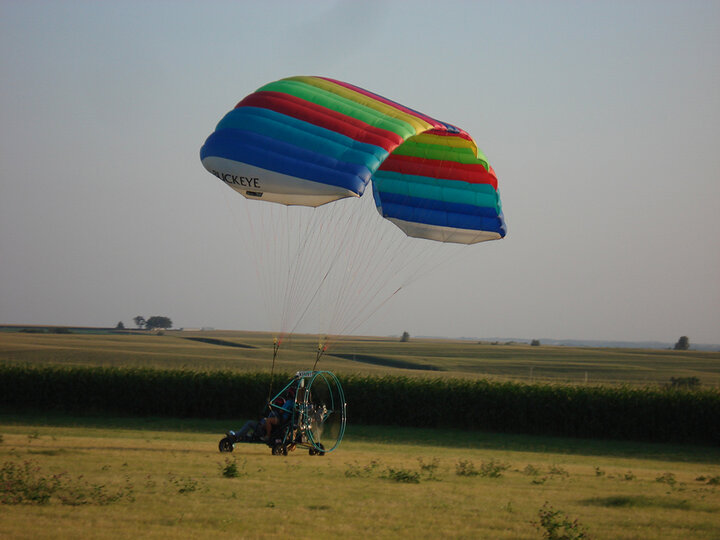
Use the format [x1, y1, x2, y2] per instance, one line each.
[272, 444, 285, 456]
[218, 437, 234, 453]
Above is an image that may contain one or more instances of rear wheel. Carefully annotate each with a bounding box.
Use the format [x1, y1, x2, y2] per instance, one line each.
[309, 442, 325, 456]
[218, 437, 233, 453]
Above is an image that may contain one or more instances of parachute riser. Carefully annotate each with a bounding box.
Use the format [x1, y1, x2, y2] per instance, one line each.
[311, 338, 328, 372]
[265, 338, 282, 406]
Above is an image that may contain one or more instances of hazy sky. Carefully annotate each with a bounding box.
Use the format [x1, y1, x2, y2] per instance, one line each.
[1, 1, 719, 343]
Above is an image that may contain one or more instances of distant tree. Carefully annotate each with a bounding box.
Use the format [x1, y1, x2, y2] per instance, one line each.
[133, 316, 146, 329]
[145, 316, 173, 330]
[531, 339, 541, 347]
[674, 336, 690, 350]
[115, 321, 125, 330]
[400, 331, 410, 342]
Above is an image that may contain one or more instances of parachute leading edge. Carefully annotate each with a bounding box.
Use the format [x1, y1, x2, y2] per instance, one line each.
[200, 76, 507, 242]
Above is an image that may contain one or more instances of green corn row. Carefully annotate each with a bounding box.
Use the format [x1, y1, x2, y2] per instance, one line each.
[0, 365, 273, 419]
[1, 365, 718, 445]
[340, 375, 720, 444]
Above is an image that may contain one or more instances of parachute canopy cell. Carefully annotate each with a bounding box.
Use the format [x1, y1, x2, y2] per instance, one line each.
[200, 76, 506, 244]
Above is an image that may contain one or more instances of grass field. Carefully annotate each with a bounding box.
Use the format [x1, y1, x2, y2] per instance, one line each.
[1, 415, 719, 539]
[2, 330, 719, 538]
[2, 330, 719, 387]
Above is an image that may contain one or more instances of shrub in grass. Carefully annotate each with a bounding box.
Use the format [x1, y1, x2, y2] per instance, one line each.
[382, 467, 420, 484]
[344, 460, 381, 478]
[478, 459, 510, 478]
[168, 473, 199, 494]
[548, 465, 569, 477]
[220, 458, 245, 479]
[655, 472, 676, 487]
[533, 502, 590, 540]
[455, 459, 478, 477]
[0, 460, 60, 505]
[344, 461, 363, 478]
[622, 471, 636, 481]
[0, 460, 132, 505]
[177, 478, 198, 493]
[417, 457, 440, 481]
[57, 477, 133, 506]
[144, 475, 157, 490]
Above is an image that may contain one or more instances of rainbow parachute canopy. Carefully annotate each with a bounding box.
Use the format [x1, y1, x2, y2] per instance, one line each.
[200, 76, 506, 244]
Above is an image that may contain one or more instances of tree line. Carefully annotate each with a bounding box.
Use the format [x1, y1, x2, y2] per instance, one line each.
[114, 316, 173, 331]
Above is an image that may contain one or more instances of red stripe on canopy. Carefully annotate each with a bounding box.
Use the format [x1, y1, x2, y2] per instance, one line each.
[236, 91, 404, 151]
[378, 154, 498, 189]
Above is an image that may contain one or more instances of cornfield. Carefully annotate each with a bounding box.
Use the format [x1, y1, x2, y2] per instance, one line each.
[1, 365, 717, 444]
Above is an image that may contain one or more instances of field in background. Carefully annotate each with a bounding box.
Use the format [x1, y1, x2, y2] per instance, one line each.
[1, 329, 719, 387]
[1, 416, 719, 540]
[2, 331, 719, 537]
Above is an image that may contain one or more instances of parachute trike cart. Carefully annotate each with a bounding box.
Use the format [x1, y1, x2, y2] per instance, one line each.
[219, 370, 346, 456]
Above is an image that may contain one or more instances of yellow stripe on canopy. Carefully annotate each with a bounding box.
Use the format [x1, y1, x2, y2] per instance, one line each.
[412, 132, 479, 155]
[289, 76, 434, 135]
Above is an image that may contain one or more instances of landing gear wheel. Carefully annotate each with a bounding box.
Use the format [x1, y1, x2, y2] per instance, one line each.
[219, 437, 234, 453]
[272, 444, 285, 456]
[308, 442, 325, 456]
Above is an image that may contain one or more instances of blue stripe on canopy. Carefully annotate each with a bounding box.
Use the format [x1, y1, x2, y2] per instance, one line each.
[375, 191, 501, 219]
[373, 184, 505, 234]
[217, 107, 388, 171]
[372, 170, 501, 211]
[378, 201, 506, 234]
[201, 129, 371, 195]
